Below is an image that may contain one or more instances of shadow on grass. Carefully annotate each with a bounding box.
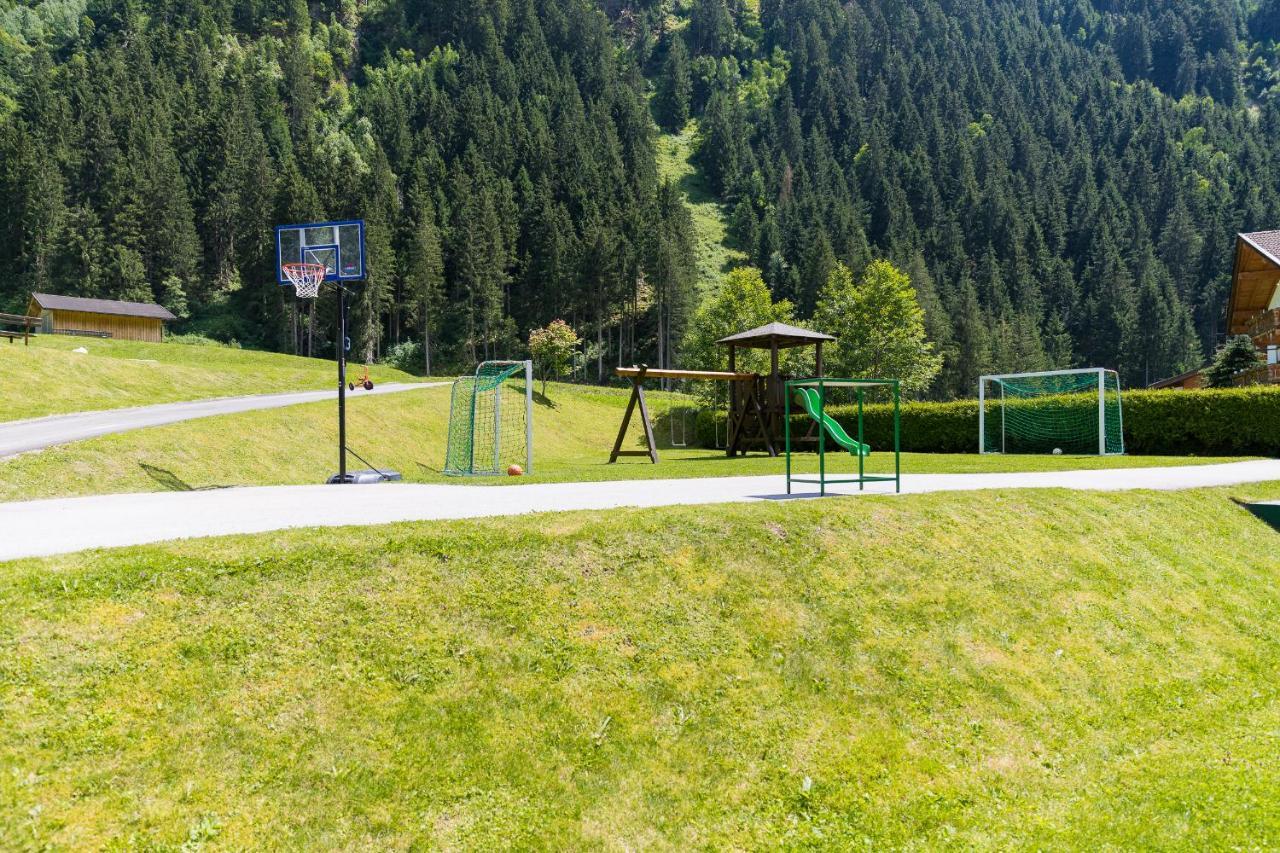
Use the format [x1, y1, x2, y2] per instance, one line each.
[749, 493, 823, 501]
[140, 463, 233, 492]
[140, 463, 194, 491]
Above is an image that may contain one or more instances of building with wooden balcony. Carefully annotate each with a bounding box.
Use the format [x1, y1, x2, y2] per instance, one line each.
[1151, 230, 1280, 388]
[1227, 230, 1280, 384]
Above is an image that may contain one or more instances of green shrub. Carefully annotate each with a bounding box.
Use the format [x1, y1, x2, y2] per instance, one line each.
[694, 387, 1280, 456]
[382, 340, 425, 375]
[1121, 387, 1280, 455]
[164, 332, 241, 348]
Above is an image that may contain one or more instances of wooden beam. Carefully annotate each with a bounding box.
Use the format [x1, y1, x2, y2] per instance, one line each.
[615, 366, 757, 381]
[608, 371, 659, 464]
[1239, 240, 1280, 270]
[1235, 271, 1280, 283]
[0, 313, 39, 346]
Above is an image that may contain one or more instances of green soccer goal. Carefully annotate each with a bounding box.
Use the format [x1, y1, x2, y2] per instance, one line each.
[979, 368, 1124, 455]
[444, 360, 534, 476]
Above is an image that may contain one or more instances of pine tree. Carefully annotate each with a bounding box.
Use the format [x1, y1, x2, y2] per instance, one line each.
[1205, 335, 1263, 387]
[653, 37, 692, 132]
[402, 197, 445, 375]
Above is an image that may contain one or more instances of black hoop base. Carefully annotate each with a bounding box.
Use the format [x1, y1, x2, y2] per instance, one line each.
[327, 469, 403, 485]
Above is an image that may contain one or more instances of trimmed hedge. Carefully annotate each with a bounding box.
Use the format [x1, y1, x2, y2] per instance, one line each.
[693, 386, 1280, 456]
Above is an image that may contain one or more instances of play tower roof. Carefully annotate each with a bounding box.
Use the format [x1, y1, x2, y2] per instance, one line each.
[716, 322, 835, 349]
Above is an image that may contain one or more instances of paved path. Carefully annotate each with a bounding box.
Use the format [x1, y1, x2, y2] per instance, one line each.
[0, 383, 446, 457]
[3, 460, 1278, 561]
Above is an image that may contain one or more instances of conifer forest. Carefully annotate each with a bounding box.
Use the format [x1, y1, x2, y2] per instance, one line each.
[2, 0, 1279, 397]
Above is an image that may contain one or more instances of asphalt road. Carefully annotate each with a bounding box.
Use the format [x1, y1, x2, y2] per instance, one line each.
[3, 460, 1278, 561]
[0, 382, 446, 457]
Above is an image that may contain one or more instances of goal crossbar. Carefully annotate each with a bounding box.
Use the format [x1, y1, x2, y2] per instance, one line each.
[978, 367, 1115, 382]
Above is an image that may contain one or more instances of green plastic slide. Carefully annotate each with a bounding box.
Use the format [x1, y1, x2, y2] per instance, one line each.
[794, 387, 871, 457]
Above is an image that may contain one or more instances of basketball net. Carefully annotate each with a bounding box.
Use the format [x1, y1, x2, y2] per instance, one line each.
[283, 262, 327, 299]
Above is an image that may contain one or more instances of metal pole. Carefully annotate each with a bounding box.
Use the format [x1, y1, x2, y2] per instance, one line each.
[818, 379, 826, 497]
[784, 380, 791, 494]
[1113, 370, 1125, 455]
[1097, 367, 1106, 455]
[525, 360, 533, 474]
[1000, 382, 1006, 454]
[894, 382, 901, 493]
[857, 388, 864, 491]
[493, 371, 502, 474]
[338, 285, 348, 482]
[978, 376, 986, 454]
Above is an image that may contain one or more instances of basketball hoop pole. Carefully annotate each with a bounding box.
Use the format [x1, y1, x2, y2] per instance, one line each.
[337, 282, 348, 483]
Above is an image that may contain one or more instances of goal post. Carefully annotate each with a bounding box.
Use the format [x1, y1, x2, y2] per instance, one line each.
[978, 368, 1124, 456]
[444, 360, 534, 476]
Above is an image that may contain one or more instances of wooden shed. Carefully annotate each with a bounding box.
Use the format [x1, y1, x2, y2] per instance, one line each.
[26, 293, 176, 343]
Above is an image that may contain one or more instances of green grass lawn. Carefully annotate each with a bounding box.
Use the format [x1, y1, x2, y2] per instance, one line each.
[0, 335, 422, 421]
[4, 482, 1280, 847]
[0, 380, 1251, 502]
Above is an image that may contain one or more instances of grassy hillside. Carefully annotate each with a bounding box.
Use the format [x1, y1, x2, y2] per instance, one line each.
[654, 120, 747, 290]
[0, 336, 422, 421]
[3, 483, 1280, 847]
[0, 380, 1248, 501]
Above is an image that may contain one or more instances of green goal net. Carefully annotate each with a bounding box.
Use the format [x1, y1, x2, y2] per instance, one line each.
[444, 360, 534, 476]
[980, 369, 1123, 455]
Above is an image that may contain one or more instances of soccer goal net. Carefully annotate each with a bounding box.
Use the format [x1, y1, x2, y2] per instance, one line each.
[444, 360, 533, 476]
[979, 368, 1124, 455]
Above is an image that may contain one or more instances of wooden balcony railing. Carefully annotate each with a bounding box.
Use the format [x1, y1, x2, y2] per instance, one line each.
[1246, 308, 1280, 342]
[1234, 363, 1280, 386]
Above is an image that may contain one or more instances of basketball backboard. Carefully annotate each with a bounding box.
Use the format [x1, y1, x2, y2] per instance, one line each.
[275, 220, 366, 284]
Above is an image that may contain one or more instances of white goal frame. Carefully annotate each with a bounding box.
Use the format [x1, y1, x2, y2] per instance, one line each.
[978, 367, 1123, 455]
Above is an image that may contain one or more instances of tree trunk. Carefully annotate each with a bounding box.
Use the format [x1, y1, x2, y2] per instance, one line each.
[422, 300, 432, 376]
[596, 318, 604, 384]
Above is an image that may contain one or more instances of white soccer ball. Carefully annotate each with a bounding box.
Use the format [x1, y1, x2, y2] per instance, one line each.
[1052, 447, 1063, 455]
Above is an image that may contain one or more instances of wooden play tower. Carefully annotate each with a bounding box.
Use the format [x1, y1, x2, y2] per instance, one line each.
[608, 321, 835, 462]
[717, 322, 835, 456]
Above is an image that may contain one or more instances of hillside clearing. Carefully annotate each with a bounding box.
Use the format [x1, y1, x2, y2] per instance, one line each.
[0, 381, 1249, 502]
[3, 483, 1279, 847]
[654, 120, 748, 289]
[0, 336, 421, 421]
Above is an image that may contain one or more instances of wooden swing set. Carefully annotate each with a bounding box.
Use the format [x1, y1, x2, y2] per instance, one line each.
[608, 322, 836, 463]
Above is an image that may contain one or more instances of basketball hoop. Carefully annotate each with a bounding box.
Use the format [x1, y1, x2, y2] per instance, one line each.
[282, 262, 327, 299]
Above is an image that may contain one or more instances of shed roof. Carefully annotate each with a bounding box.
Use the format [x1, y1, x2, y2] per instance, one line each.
[29, 293, 177, 321]
[716, 322, 835, 349]
[1148, 367, 1205, 389]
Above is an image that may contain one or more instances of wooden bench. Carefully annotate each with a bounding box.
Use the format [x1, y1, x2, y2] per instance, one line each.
[0, 313, 39, 345]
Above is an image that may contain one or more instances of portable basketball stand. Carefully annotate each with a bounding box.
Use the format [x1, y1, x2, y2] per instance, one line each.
[276, 219, 401, 485]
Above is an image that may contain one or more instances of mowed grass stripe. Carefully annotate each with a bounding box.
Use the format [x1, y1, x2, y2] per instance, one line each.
[0, 335, 422, 422]
[2, 483, 1279, 847]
